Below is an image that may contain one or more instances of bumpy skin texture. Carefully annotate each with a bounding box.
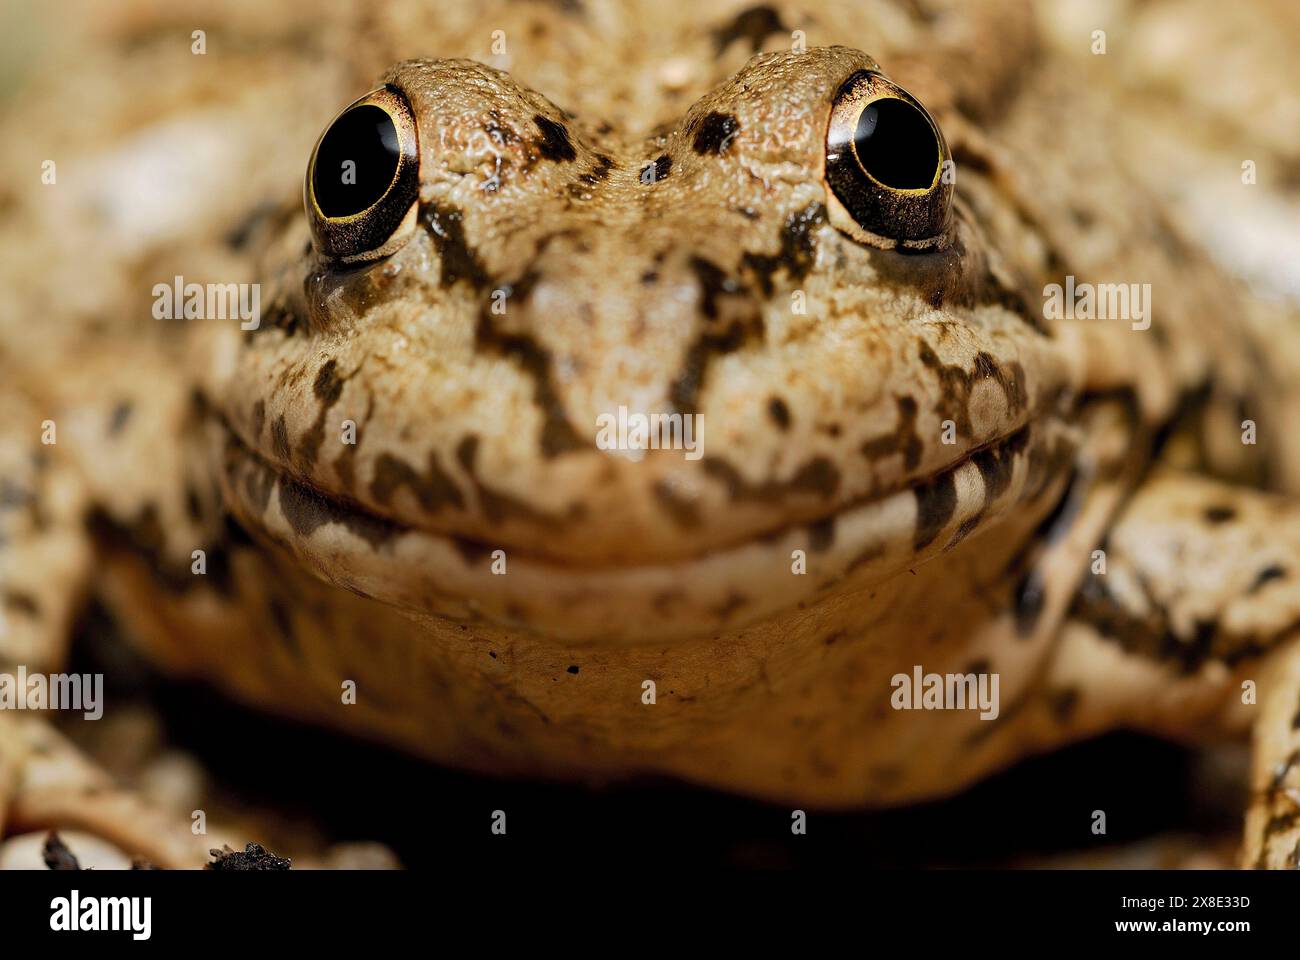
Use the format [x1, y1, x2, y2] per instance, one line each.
[2, 0, 1299, 868]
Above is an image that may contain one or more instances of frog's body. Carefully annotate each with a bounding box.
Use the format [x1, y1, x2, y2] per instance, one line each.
[3, 0, 1300, 869]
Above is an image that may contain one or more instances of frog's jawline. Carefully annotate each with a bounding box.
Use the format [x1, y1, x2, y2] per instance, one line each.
[217, 412, 1070, 641]
[222, 413, 1050, 569]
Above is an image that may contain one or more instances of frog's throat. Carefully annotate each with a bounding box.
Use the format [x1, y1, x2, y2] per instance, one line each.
[217, 416, 1078, 644]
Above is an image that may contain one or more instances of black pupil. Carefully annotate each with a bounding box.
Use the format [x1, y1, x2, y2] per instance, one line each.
[853, 97, 938, 191]
[313, 104, 400, 217]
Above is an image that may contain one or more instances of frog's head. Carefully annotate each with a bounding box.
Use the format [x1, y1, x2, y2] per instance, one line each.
[215, 47, 1078, 641]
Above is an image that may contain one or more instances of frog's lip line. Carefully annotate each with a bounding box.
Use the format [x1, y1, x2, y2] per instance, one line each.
[221, 415, 1057, 642]
[222, 412, 1037, 573]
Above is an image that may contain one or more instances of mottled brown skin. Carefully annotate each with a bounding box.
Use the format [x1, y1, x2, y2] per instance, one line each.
[2, 0, 1300, 869]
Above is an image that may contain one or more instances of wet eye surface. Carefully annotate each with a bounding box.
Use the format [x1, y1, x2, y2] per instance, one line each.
[824, 71, 952, 248]
[312, 105, 401, 217]
[306, 86, 420, 262]
[852, 98, 939, 191]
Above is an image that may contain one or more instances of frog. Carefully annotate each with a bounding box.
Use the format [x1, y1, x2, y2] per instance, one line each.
[2, 0, 1299, 870]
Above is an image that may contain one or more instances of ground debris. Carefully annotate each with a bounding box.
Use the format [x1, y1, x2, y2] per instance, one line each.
[43, 832, 82, 871]
[206, 842, 291, 870]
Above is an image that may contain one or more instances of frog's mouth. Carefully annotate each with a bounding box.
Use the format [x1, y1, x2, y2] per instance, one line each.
[217, 414, 1078, 644]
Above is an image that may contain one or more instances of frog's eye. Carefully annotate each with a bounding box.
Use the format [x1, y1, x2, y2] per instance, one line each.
[824, 71, 952, 249]
[306, 86, 420, 262]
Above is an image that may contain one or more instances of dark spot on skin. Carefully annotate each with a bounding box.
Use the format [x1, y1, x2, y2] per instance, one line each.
[107, 401, 133, 437]
[688, 255, 743, 321]
[1072, 569, 1292, 675]
[1269, 751, 1300, 794]
[1255, 748, 1300, 866]
[296, 360, 352, 472]
[949, 143, 992, 176]
[451, 536, 492, 565]
[456, 435, 569, 528]
[273, 484, 328, 540]
[370, 451, 464, 514]
[266, 596, 299, 658]
[476, 302, 587, 457]
[741, 202, 826, 296]
[861, 395, 922, 472]
[567, 665, 580, 675]
[572, 153, 614, 191]
[278, 474, 395, 549]
[334, 446, 358, 494]
[0, 477, 33, 511]
[3, 590, 40, 617]
[534, 114, 577, 162]
[242, 453, 275, 513]
[669, 258, 763, 415]
[654, 479, 701, 529]
[1251, 564, 1288, 595]
[807, 517, 835, 553]
[916, 342, 1027, 441]
[703, 455, 840, 504]
[184, 485, 203, 522]
[250, 400, 266, 440]
[711, 5, 787, 54]
[692, 112, 741, 155]
[898, 0, 941, 25]
[646, 154, 672, 183]
[87, 502, 236, 596]
[1069, 206, 1095, 229]
[710, 592, 748, 619]
[422, 204, 494, 290]
[652, 590, 685, 616]
[970, 425, 1030, 510]
[244, 298, 296, 340]
[753, 463, 843, 511]
[270, 415, 291, 462]
[1204, 504, 1236, 524]
[483, 109, 522, 152]
[330, 393, 368, 496]
[912, 468, 957, 551]
[1003, 464, 1084, 637]
[768, 396, 791, 430]
[945, 514, 983, 550]
[1192, 617, 1218, 650]
[1048, 687, 1080, 724]
[313, 359, 344, 405]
